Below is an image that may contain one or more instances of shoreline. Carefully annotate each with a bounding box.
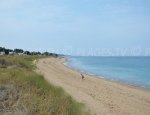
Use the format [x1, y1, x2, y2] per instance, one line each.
[63, 57, 150, 92]
[36, 57, 150, 115]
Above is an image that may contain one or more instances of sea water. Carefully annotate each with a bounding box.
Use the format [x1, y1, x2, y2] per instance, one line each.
[67, 56, 150, 88]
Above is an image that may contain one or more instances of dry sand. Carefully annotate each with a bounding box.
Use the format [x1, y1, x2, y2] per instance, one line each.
[36, 57, 150, 115]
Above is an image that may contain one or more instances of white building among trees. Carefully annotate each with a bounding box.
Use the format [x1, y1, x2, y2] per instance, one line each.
[0, 52, 5, 55]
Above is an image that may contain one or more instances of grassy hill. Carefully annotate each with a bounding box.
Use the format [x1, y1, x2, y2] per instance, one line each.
[0, 56, 90, 115]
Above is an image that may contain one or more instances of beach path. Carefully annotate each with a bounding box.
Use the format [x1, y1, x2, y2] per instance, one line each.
[36, 57, 150, 115]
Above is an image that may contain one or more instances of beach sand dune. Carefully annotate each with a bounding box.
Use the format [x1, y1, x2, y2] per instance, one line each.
[36, 57, 150, 115]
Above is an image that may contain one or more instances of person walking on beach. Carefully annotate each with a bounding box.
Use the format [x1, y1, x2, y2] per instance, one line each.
[81, 74, 85, 80]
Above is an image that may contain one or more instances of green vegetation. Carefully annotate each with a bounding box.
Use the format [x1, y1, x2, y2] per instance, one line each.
[0, 46, 59, 57]
[0, 56, 90, 115]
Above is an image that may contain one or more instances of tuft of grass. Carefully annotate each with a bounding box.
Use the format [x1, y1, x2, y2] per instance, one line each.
[0, 55, 90, 115]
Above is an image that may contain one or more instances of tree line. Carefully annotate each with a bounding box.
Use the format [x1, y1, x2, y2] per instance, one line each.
[0, 47, 58, 57]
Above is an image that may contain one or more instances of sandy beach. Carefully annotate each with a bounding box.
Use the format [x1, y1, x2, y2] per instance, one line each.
[36, 57, 150, 115]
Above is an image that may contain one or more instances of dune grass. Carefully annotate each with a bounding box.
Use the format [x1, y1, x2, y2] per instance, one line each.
[0, 55, 90, 115]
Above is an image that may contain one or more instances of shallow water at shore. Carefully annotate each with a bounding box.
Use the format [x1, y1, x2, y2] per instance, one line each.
[66, 56, 150, 88]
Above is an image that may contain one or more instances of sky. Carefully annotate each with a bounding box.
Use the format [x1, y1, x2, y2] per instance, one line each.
[0, 0, 150, 56]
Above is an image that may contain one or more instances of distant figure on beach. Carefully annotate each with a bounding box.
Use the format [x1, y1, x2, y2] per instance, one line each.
[81, 74, 85, 80]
